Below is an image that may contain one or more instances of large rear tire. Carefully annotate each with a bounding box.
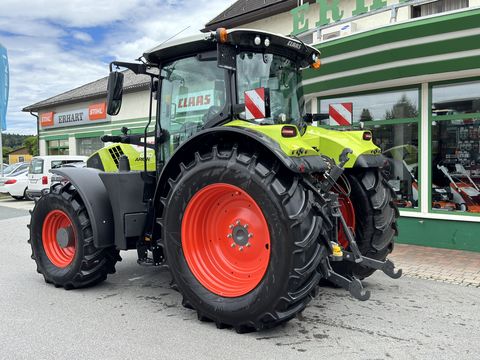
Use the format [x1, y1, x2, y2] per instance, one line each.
[332, 168, 398, 280]
[161, 145, 328, 332]
[29, 183, 120, 289]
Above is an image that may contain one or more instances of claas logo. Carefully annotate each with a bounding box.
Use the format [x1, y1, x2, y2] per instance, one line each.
[178, 94, 211, 109]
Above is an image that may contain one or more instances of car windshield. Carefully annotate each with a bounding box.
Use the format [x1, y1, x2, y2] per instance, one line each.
[3, 164, 15, 173]
[236, 52, 303, 124]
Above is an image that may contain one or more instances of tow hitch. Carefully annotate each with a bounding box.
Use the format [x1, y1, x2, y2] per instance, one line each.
[306, 148, 402, 301]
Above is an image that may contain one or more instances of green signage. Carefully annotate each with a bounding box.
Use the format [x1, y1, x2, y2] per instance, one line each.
[290, 0, 411, 35]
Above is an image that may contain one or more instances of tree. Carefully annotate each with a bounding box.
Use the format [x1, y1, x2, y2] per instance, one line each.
[360, 108, 373, 121]
[23, 136, 39, 156]
[385, 94, 419, 119]
[2, 146, 12, 163]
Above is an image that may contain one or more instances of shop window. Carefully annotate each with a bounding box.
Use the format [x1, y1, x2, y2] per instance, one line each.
[431, 80, 480, 214]
[18, 156, 24, 162]
[77, 137, 103, 156]
[47, 139, 69, 155]
[319, 89, 419, 124]
[319, 88, 420, 209]
[412, 0, 469, 18]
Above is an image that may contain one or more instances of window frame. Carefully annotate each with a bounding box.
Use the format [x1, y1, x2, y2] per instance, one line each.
[428, 77, 480, 218]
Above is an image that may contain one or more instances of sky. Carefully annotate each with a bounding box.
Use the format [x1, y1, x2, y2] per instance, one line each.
[0, 0, 232, 135]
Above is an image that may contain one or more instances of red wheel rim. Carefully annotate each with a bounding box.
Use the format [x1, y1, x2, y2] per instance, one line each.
[181, 183, 271, 297]
[337, 193, 356, 249]
[42, 210, 76, 268]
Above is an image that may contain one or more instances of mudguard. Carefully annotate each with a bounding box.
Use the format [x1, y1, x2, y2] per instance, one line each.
[154, 126, 329, 205]
[50, 167, 114, 248]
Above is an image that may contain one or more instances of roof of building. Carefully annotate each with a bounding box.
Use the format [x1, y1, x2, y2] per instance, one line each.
[6, 147, 29, 155]
[23, 70, 150, 112]
[202, 0, 305, 32]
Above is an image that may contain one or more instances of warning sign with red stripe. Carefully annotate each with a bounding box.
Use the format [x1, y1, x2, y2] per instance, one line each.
[329, 103, 353, 126]
[245, 87, 271, 120]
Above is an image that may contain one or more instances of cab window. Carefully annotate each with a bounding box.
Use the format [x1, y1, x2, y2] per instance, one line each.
[159, 55, 227, 158]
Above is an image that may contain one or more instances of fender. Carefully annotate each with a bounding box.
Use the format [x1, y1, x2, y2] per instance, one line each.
[302, 126, 385, 168]
[154, 126, 329, 203]
[51, 167, 114, 248]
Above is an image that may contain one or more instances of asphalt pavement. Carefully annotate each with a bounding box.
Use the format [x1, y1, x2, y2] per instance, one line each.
[0, 202, 479, 360]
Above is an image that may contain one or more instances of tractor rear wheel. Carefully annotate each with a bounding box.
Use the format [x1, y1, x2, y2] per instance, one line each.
[29, 183, 120, 289]
[161, 146, 328, 332]
[332, 168, 398, 280]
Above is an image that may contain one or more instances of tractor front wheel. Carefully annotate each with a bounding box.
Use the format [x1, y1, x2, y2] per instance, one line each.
[332, 168, 398, 280]
[29, 183, 119, 289]
[162, 146, 328, 332]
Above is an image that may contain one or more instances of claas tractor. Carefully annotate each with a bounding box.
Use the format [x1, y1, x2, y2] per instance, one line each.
[28, 28, 401, 332]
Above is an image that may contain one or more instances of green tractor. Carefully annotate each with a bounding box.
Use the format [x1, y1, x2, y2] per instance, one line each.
[28, 28, 400, 332]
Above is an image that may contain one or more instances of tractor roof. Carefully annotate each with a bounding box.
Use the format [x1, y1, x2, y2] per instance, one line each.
[143, 29, 320, 67]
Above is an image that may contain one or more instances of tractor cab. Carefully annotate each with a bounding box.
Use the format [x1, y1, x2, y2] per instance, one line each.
[104, 28, 321, 169]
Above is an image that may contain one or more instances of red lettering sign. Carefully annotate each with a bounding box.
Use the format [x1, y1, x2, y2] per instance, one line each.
[40, 112, 54, 127]
[88, 102, 107, 120]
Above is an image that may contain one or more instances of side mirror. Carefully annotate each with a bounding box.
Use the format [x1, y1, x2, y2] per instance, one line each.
[106, 71, 124, 116]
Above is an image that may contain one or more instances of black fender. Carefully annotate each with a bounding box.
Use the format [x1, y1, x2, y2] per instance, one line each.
[158, 125, 328, 181]
[354, 154, 388, 168]
[51, 167, 114, 249]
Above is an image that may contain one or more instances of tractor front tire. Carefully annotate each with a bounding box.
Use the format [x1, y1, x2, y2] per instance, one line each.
[29, 183, 119, 289]
[333, 168, 398, 280]
[161, 146, 328, 332]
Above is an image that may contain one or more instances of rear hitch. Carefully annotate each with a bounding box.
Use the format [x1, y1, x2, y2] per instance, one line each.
[327, 268, 371, 301]
[332, 197, 402, 280]
[342, 252, 402, 279]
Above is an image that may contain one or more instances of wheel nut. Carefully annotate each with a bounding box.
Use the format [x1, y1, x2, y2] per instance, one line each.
[229, 224, 234, 229]
[231, 243, 236, 248]
[248, 233, 253, 238]
[239, 246, 244, 251]
[246, 243, 251, 247]
[236, 220, 241, 225]
[227, 234, 232, 238]
[243, 224, 248, 229]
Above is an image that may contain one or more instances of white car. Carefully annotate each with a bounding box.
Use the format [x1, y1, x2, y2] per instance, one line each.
[1, 162, 30, 177]
[0, 171, 31, 200]
[27, 155, 87, 198]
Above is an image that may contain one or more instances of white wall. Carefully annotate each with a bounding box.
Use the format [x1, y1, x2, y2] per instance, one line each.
[39, 139, 47, 156]
[68, 136, 77, 155]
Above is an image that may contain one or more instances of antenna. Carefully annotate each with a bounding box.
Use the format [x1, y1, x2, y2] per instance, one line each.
[135, 25, 191, 63]
[158, 25, 191, 47]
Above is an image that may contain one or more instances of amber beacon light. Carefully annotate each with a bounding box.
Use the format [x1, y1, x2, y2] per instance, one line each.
[216, 28, 228, 43]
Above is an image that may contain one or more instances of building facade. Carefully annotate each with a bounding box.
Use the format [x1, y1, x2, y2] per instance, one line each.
[7, 147, 32, 164]
[25, 0, 480, 251]
[23, 72, 152, 157]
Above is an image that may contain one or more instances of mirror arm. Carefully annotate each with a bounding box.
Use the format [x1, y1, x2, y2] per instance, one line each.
[109, 61, 148, 75]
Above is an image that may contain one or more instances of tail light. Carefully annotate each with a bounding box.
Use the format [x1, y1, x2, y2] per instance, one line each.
[42, 176, 48, 185]
[281, 126, 297, 138]
[363, 131, 373, 141]
[4, 179, 17, 185]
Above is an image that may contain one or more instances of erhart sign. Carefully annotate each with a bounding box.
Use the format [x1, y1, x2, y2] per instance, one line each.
[40, 102, 109, 129]
[290, 0, 412, 35]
